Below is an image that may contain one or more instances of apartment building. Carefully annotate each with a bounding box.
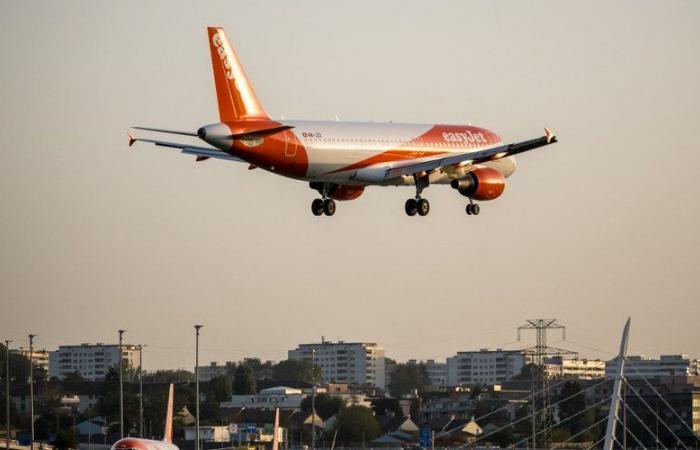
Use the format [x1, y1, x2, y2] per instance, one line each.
[446, 349, 525, 386]
[49, 343, 141, 381]
[288, 339, 386, 389]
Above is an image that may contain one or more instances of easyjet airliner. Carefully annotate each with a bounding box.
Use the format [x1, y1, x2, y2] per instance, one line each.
[130, 27, 558, 217]
[111, 384, 176, 450]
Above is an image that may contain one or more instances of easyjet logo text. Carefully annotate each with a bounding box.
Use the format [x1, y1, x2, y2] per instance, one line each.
[443, 131, 487, 144]
[212, 32, 235, 80]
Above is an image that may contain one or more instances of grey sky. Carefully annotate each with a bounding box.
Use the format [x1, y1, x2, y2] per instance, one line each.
[1, 1, 699, 370]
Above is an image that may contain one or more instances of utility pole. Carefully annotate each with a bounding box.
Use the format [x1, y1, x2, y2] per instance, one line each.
[5, 340, 12, 450]
[311, 349, 316, 450]
[118, 330, 126, 439]
[29, 335, 36, 450]
[194, 325, 203, 450]
[138, 345, 145, 438]
[517, 319, 575, 449]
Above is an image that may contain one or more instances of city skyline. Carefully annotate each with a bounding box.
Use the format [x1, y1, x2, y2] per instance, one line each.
[2, 1, 699, 371]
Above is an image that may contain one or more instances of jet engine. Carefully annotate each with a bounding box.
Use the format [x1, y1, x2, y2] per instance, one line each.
[451, 167, 505, 200]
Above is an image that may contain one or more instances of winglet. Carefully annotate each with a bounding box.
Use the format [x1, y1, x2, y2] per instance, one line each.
[163, 383, 174, 443]
[544, 127, 555, 144]
[128, 132, 136, 147]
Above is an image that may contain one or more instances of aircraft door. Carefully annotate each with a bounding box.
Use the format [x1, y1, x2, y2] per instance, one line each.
[284, 131, 297, 157]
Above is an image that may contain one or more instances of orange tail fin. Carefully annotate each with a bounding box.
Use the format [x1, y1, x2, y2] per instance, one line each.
[163, 384, 174, 443]
[207, 27, 269, 122]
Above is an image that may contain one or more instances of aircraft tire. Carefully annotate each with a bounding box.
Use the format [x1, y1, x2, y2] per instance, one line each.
[471, 204, 480, 215]
[311, 199, 324, 216]
[323, 199, 336, 216]
[417, 198, 430, 216]
[405, 199, 418, 216]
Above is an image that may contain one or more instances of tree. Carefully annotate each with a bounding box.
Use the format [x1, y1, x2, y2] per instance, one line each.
[556, 380, 596, 442]
[62, 371, 85, 383]
[143, 369, 194, 383]
[334, 405, 380, 444]
[371, 398, 403, 417]
[95, 368, 139, 432]
[52, 430, 77, 450]
[0, 343, 31, 383]
[233, 364, 256, 394]
[387, 362, 429, 398]
[272, 360, 315, 384]
[300, 394, 344, 420]
[208, 375, 233, 402]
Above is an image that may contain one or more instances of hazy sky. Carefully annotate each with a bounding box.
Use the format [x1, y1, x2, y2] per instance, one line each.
[1, 1, 699, 371]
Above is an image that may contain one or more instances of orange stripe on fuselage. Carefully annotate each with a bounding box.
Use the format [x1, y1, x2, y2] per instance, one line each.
[328, 149, 446, 174]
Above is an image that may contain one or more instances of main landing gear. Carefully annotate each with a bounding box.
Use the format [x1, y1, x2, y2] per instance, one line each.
[405, 174, 430, 217]
[311, 198, 336, 216]
[311, 182, 336, 216]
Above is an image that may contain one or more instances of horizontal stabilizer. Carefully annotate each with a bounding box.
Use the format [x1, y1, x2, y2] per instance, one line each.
[128, 134, 245, 163]
[131, 126, 198, 137]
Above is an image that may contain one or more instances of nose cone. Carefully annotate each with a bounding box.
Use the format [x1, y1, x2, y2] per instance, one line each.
[197, 123, 233, 150]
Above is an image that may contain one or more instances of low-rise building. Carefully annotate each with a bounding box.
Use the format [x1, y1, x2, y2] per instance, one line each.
[447, 349, 525, 386]
[606, 355, 700, 379]
[223, 386, 305, 410]
[49, 343, 141, 381]
[545, 356, 606, 379]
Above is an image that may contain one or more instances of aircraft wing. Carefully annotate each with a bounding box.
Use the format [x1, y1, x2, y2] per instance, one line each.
[383, 128, 558, 180]
[128, 134, 245, 163]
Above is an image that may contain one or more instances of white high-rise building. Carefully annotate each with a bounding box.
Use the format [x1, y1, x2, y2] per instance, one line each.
[605, 354, 700, 380]
[49, 343, 141, 381]
[447, 349, 525, 386]
[288, 340, 386, 389]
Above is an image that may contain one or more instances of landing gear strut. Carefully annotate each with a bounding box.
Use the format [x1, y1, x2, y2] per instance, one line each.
[405, 174, 430, 217]
[310, 183, 336, 216]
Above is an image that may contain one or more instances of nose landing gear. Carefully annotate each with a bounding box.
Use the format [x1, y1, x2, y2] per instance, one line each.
[465, 199, 480, 215]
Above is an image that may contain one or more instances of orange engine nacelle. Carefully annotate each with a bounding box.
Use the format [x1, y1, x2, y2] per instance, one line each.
[451, 167, 506, 201]
[330, 185, 365, 201]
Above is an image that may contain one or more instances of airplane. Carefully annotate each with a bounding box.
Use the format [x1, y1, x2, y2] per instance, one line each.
[129, 27, 558, 217]
[110, 384, 178, 450]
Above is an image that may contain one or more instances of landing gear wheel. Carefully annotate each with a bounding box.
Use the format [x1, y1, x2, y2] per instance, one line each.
[471, 203, 480, 215]
[466, 204, 473, 215]
[323, 199, 336, 216]
[311, 199, 324, 216]
[417, 198, 430, 216]
[405, 199, 418, 216]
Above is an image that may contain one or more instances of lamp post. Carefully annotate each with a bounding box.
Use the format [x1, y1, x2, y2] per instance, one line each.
[118, 330, 126, 439]
[5, 340, 12, 450]
[194, 325, 203, 450]
[138, 345, 146, 438]
[311, 349, 316, 450]
[29, 335, 36, 450]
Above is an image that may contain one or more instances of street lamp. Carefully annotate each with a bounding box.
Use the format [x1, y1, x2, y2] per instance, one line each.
[311, 349, 316, 450]
[138, 344, 146, 438]
[29, 335, 36, 450]
[194, 325, 203, 450]
[118, 330, 126, 439]
[5, 340, 12, 450]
